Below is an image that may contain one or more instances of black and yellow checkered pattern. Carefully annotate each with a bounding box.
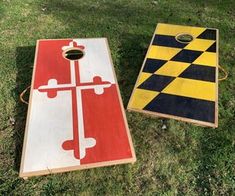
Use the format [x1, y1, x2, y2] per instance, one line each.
[128, 23, 218, 127]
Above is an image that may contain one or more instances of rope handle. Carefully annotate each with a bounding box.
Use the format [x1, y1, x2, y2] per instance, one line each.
[218, 65, 228, 81]
[20, 86, 31, 104]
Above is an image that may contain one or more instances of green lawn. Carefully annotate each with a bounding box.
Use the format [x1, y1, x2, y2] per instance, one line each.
[0, 0, 234, 195]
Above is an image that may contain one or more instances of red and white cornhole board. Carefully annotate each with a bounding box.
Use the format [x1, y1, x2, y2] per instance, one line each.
[20, 38, 136, 178]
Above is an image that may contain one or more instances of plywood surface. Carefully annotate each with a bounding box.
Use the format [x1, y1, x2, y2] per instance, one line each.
[20, 38, 136, 178]
[128, 23, 218, 127]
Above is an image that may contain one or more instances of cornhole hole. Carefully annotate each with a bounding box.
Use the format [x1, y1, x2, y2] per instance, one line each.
[128, 23, 218, 127]
[20, 38, 136, 178]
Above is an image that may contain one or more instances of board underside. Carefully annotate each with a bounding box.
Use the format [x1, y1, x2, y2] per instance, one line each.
[128, 23, 218, 127]
[20, 38, 136, 178]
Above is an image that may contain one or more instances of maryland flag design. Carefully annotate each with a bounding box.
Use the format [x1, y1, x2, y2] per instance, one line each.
[20, 38, 136, 178]
[128, 23, 218, 127]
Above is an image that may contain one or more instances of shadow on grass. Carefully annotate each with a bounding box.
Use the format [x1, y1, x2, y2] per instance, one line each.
[117, 32, 152, 107]
[13, 46, 35, 172]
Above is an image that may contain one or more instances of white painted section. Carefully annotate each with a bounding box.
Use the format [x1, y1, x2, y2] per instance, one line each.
[78, 83, 111, 91]
[73, 38, 116, 84]
[38, 78, 73, 89]
[38, 79, 112, 93]
[61, 41, 74, 51]
[23, 90, 80, 173]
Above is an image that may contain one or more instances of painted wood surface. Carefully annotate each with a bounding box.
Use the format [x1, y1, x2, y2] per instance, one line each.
[128, 23, 218, 127]
[20, 38, 136, 178]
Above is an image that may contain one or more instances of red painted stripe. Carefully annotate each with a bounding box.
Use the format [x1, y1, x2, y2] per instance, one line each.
[74, 61, 80, 86]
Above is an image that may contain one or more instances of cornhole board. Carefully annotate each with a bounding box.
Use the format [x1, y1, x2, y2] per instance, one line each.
[20, 38, 136, 178]
[128, 23, 218, 127]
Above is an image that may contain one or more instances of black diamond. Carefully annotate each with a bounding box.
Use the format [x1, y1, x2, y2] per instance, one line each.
[206, 42, 216, 52]
[197, 29, 217, 40]
[179, 64, 215, 82]
[171, 49, 203, 63]
[144, 93, 215, 123]
[138, 74, 175, 92]
[143, 58, 167, 73]
[152, 35, 187, 48]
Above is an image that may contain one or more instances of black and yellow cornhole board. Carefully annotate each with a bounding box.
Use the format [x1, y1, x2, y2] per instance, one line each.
[128, 23, 218, 127]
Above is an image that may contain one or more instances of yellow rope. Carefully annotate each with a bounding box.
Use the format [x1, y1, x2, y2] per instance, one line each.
[20, 86, 31, 104]
[218, 65, 228, 81]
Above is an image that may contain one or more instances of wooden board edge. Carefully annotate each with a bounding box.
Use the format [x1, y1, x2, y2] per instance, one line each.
[215, 29, 219, 128]
[19, 157, 136, 178]
[157, 22, 219, 31]
[19, 40, 40, 177]
[127, 107, 217, 128]
[104, 38, 137, 162]
[37, 37, 108, 41]
[127, 24, 159, 109]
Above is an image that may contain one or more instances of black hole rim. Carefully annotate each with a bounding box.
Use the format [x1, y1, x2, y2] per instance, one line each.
[63, 48, 85, 61]
[175, 33, 194, 44]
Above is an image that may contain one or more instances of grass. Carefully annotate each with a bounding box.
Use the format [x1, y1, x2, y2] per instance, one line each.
[0, 0, 234, 195]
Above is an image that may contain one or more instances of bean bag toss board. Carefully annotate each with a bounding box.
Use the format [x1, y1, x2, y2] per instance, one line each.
[128, 23, 218, 127]
[20, 38, 136, 178]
